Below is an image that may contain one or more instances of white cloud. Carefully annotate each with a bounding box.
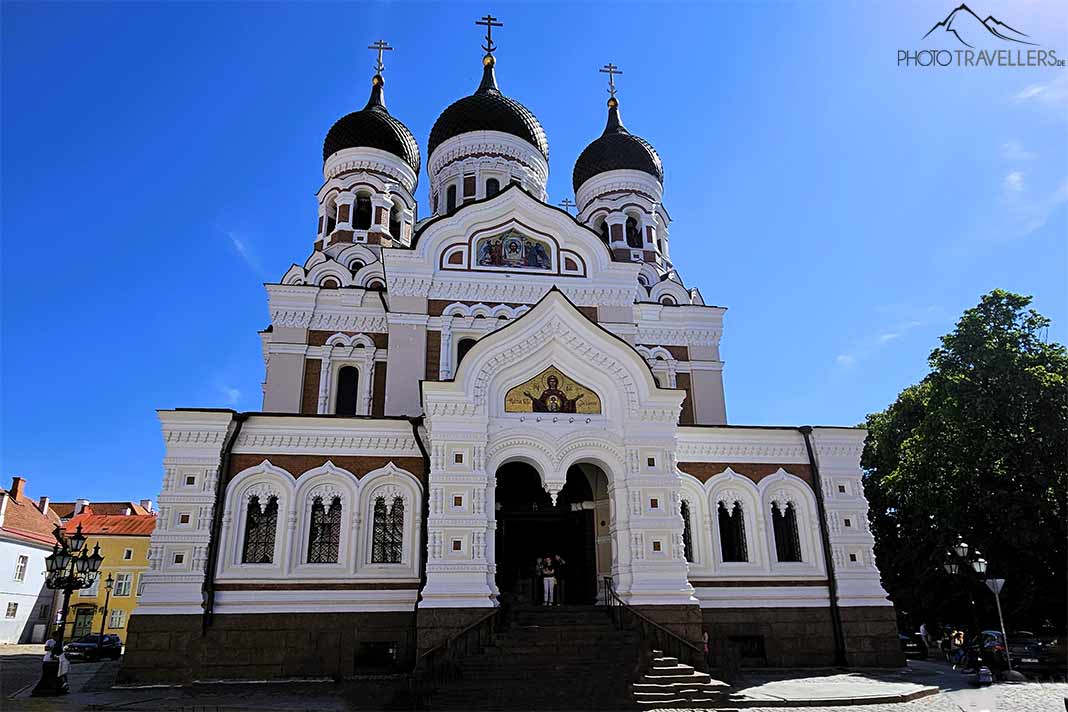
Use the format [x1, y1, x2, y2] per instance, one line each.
[836, 319, 930, 369]
[220, 385, 241, 406]
[999, 141, 1037, 161]
[1013, 74, 1068, 105]
[1003, 171, 1025, 193]
[225, 230, 264, 275]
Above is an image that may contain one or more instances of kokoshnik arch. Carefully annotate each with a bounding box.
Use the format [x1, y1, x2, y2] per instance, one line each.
[119, 23, 903, 684]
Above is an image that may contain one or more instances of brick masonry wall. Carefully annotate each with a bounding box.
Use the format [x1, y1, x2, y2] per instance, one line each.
[300, 359, 321, 414]
[425, 330, 441, 381]
[678, 462, 814, 486]
[372, 362, 387, 416]
[676, 373, 695, 425]
[119, 611, 416, 684]
[227, 454, 427, 485]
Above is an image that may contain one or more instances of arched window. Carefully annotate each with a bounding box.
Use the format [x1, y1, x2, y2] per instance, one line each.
[335, 366, 359, 416]
[326, 212, 337, 234]
[320, 277, 340, 289]
[456, 338, 477, 365]
[625, 216, 643, 248]
[718, 501, 748, 562]
[388, 211, 402, 240]
[659, 295, 677, 306]
[772, 501, 802, 562]
[486, 178, 500, 197]
[446, 185, 457, 213]
[241, 495, 279, 564]
[354, 196, 373, 230]
[366, 280, 385, 291]
[681, 500, 694, 563]
[307, 495, 342, 564]
[371, 496, 404, 563]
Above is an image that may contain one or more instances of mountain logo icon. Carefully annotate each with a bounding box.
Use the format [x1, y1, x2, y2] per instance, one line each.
[922, 4, 1037, 48]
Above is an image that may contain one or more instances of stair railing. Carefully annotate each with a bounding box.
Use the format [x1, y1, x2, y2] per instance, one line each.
[411, 608, 499, 709]
[602, 576, 707, 674]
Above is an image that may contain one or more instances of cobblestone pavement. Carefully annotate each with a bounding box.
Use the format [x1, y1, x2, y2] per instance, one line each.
[724, 682, 1068, 712]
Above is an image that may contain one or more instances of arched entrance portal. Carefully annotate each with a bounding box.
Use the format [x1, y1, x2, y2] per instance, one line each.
[493, 462, 610, 605]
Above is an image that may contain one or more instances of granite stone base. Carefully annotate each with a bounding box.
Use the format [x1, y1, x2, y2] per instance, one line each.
[118, 611, 415, 685]
[700, 605, 903, 668]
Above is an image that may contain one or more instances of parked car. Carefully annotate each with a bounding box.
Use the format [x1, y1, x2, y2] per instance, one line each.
[995, 631, 1067, 678]
[64, 634, 122, 661]
[899, 632, 929, 660]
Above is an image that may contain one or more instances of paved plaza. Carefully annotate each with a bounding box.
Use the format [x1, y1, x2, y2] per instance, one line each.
[1, 645, 1065, 711]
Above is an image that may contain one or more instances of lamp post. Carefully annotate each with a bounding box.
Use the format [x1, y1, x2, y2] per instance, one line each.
[943, 540, 1024, 682]
[31, 524, 104, 696]
[98, 573, 115, 638]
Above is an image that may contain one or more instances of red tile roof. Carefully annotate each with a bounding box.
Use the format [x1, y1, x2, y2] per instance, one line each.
[50, 501, 151, 519]
[0, 486, 62, 547]
[63, 513, 156, 537]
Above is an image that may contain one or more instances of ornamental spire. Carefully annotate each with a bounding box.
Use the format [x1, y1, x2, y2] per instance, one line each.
[475, 14, 503, 94]
[364, 40, 393, 111]
[599, 63, 627, 135]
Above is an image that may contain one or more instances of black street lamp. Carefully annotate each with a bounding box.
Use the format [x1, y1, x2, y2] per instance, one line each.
[943, 539, 1024, 682]
[98, 573, 115, 638]
[31, 524, 104, 696]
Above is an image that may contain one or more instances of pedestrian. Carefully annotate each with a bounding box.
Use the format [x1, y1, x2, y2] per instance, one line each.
[702, 630, 711, 671]
[552, 554, 566, 606]
[43, 636, 70, 694]
[541, 556, 556, 607]
[534, 555, 546, 605]
[919, 621, 929, 648]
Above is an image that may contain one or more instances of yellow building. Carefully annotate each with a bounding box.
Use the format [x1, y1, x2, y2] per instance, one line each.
[63, 514, 156, 642]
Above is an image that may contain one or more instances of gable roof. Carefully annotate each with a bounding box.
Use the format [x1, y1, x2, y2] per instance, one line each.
[50, 501, 151, 519]
[0, 485, 62, 547]
[64, 513, 156, 538]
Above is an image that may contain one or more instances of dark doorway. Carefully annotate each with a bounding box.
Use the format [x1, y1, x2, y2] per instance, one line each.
[494, 463, 597, 605]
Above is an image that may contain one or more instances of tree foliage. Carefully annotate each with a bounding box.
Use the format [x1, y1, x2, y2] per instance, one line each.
[862, 290, 1067, 631]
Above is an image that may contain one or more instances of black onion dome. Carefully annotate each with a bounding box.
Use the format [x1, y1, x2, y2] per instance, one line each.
[323, 75, 420, 175]
[572, 99, 662, 192]
[427, 56, 549, 162]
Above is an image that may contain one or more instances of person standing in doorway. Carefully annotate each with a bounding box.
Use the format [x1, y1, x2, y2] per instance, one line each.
[541, 556, 556, 607]
[552, 554, 566, 606]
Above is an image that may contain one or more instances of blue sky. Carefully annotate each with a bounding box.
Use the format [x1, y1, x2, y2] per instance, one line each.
[2, 2, 1065, 503]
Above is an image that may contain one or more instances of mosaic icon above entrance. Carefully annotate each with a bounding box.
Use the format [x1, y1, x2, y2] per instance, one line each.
[476, 229, 552, 270]
[504, 366, 601, 414]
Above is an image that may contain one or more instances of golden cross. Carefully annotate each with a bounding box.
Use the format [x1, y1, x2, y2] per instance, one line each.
[600, 63, 622, 98]
[476, 14, 503, 54]
[368, 40, 393, 74]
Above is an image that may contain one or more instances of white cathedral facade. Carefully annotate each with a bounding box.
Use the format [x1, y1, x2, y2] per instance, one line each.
[121, 33, 902, 684]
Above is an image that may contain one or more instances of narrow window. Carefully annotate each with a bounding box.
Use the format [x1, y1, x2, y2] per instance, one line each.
[598, 219, 609, 243]
[456, 338, 477, 365]
[773, 501, 803, 562]
[326, 215, 337, 234]
[14, 555, 28, 582]
[354, 196, 372, 230]
[486, 178, 500, 197]
[241, 495, 279, 564]
[718, 500, 748, 562]
[446, 185, 457, 213]
[681, 501, 694, 563]
[625, 216, 643, 248]
[388, 209, 402, 240]
[5, 602, 18, 618]
[335, 366, 359, 416]
[114, 573, 132, 596]
[371, 495, 404, 564]
[307, 496, 342, 564]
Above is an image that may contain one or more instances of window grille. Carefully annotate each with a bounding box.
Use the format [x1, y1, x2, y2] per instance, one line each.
[371, 495, 404, 564]
[307, 496, 342, 564]
[772, 501, 803, 562]
[680, 500, 694, 563]
[718, 500, 748, 562]
[241, 495, 279, 564]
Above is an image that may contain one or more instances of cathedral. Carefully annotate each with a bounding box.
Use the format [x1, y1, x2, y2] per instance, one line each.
[121, 20, 902, 685]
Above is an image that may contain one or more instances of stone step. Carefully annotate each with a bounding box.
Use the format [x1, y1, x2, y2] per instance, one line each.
[632, 681, 725, 693]
[642, 671, 712, 683]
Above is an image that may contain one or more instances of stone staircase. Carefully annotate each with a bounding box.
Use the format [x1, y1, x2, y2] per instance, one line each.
[631, 650, 728, 708]
[426, 605, 640, 710]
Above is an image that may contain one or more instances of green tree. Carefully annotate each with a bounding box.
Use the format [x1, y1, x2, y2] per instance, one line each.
[862, 290, 1068, 632]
